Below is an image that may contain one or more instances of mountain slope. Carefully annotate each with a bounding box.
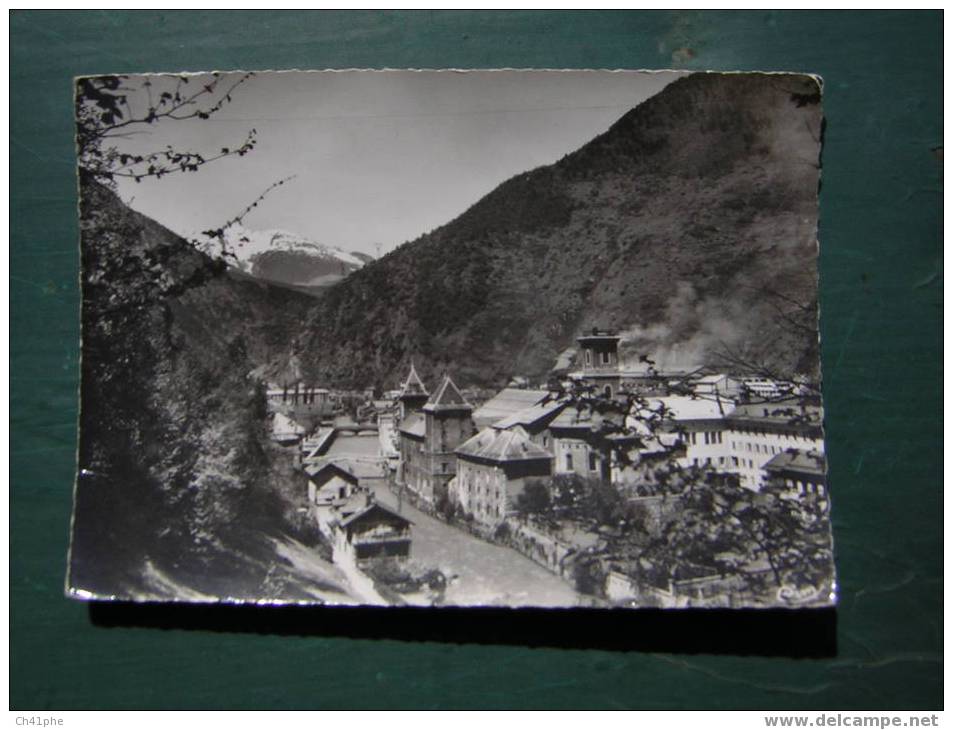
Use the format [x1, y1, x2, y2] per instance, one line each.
[297, 72, 823, 389]
[69, 184, 339, 600]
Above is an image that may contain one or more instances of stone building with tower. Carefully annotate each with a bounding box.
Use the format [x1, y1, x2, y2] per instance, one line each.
[396, 366, 476, 507]
[574, 328, 623, 398]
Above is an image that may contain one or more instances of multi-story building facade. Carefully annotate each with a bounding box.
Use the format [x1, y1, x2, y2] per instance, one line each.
[763, 449, 827, 499]
[451, 426, 553, 527]
[397, 370, 476, 507]
[724, 398, 825, 490]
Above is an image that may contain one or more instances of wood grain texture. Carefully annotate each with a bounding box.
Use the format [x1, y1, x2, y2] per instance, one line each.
[10, 10, 941, 709]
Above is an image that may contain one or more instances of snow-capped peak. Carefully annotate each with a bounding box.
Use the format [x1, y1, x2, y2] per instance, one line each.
[204, 225, 366, 269]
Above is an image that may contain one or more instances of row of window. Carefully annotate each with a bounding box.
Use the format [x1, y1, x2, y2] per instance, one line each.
[564, 452, 600, 471]
[685, 430, 820, 460]
[583, 350, 613, 366]
[785, 478, 826, 496]
[733, 441, 785, 456]
[688, 431, 724, 445]
[692, 456, 756, 469]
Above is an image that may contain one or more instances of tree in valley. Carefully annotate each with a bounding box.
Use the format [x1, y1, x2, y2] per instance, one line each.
[515, 479, 551, 519]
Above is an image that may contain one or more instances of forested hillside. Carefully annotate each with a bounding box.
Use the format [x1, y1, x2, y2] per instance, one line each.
[297, 72, 823, 389]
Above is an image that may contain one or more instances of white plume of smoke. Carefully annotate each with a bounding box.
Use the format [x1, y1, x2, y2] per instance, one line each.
[619, 281, 750, 372]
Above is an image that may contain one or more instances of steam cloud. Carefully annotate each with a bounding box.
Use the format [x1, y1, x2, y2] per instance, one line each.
[619, 281, 750, 372]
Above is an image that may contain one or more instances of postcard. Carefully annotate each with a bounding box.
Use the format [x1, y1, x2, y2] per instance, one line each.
[68, 69, 833, 609]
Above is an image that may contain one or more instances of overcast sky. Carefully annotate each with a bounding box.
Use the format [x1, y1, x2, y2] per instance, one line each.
[110, 69, 685, 257]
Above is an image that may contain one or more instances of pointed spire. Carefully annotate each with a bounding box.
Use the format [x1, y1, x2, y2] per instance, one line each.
[423, 374, 472, 413]
[399, 361, 428, 399]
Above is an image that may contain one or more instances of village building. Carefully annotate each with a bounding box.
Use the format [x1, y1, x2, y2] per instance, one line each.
[451, 426, 554, 527]
[573, 328, 623, 398]
[487, 397, 567, 453]
[638, 395, 733, 471]
[303, 461, 361, 507]
[724, 397, 825, 490]
[398, 413, 427, 491]
[763, 449, 827, 499]
[739, 377, 790, 400]
[302, 460, 368, 540]
[377, 411, 399, 461]
[691, 373, 743, 398]
[571, 327, 707, 397]
[547, 406, 619, 483]
[471, 387, 550, 430]
[397, 370, 476, 507]
[330, 496, 413, 567]
[266, 382, 333, 410]
[271, 411, 306, 444]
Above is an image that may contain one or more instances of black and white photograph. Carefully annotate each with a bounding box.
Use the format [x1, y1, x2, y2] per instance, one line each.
[68, 68, 834, 609]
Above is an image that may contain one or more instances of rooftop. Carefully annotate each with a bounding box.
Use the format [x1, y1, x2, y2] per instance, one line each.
[492, 397, 566, 430]
[728, 398, 823, 425]
[398, 413, 426, 438]
[763, 449, 826, 477]
[272, 412, 305, 436]
[472, 388, 550, 427]
[695, 374, 730, 384]
[303, 460, 358, 484]
[577, 326, 621, 342]
[642, 395, 731, 421]
[399, 362, 429, 399]
[422, 375, 472, 413]
[456, 426, 553, 464]
[339, 500, 413, 529]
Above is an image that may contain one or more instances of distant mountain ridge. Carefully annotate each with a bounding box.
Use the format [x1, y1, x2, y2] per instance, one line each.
[296, 72, 824, 390]
[194, 225, 370, 291]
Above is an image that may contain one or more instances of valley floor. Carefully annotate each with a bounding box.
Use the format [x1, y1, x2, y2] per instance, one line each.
[366, 477, 581, 608]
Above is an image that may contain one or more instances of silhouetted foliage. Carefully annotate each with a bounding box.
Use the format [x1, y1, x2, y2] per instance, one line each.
[76, 73, 256, 186]
[75, 72, 295, 261]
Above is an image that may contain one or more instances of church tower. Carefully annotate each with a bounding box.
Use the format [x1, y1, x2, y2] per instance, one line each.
[397, 362, 429, 421]
[421, 375, 475, 505]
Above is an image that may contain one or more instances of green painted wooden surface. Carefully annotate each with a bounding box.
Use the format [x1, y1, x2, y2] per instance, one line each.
[10, 10, 941, 709]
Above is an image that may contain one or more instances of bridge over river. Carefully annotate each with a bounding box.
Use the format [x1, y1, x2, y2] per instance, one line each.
[331, 416, 379, 436]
